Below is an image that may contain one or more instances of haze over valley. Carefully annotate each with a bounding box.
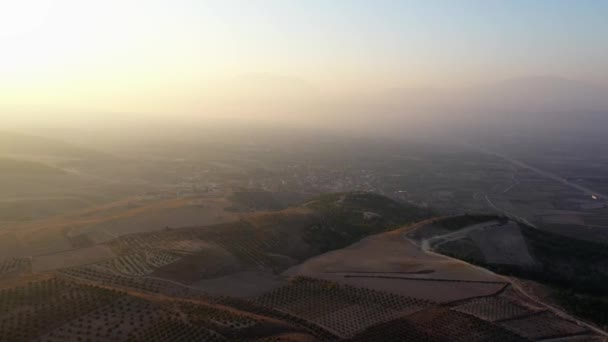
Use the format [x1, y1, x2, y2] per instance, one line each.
[2, 1, 608, 341]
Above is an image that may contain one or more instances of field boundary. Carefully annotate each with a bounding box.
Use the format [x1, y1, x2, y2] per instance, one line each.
[342, 274, 508, 285]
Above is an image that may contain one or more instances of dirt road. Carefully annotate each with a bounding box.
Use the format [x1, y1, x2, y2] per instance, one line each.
[408, 221, 608, 338]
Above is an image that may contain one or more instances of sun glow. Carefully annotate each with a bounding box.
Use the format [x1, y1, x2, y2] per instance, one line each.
[1, 1, 607, 119]
[0, 1, 53, 39]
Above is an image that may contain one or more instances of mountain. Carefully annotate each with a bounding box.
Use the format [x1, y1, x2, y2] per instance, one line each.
[350, 76, 608, 137]
[460, 76, 608, 113]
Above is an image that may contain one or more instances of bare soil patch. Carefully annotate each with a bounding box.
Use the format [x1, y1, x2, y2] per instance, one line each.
[32, 245, 116, 272]
[193, 271, 287, 298]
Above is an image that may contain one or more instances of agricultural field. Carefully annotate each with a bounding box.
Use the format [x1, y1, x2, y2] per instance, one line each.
[0, 258, 30, 278]
[0, 233, 29, 259]
[80, 197, 237, 240]
[255, 277, 433, 338]
[0, 192, 237, 259]
[32, 245, 116, 272]
[192, 271, 286, 298]
[451, 296, 534, 322]
[410, 215, 608, 335]
[4, 119, 608, 340]
[0, 193, 605, 340]
[349, 308, 527, 342]
[286, 216, 507, 303]
[499, 312, 589, 340]
[0, 275, 329, 341]
[0, 278, 124, 341]
[226, 190, 312, 212]
[100, 251, 179, 276]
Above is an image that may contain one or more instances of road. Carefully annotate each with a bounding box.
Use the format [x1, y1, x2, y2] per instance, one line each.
[408, 222, 608, 338]
[423, 220, 500, 251]
[484, 194, 537, 228]
[473, 145, 607, 200]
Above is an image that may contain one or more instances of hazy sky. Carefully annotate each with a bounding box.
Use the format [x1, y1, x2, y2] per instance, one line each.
[1, 0, 607, 116]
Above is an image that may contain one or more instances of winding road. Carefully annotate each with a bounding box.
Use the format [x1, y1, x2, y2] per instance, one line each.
[408, 222, 608, 338]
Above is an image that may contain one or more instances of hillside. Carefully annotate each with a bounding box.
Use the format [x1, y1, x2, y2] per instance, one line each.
[227, 190, 313, 212]
[0, 195, 604, 340]
[106, 191, 432, 283]
[0, 192, 435, 341]
[410, 215, 608, 331]
[303, 192, 430, 252]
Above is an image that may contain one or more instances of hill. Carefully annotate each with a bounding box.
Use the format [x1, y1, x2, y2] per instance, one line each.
[227, 190, 313, 212]
[0, 194, 604, 340]
[0, 192, 435, 340]
[109, 191, 431, 283]
[410, 215, 608, 331]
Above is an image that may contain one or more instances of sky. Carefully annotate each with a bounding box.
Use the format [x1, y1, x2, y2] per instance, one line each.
[1, 0, 607, 118]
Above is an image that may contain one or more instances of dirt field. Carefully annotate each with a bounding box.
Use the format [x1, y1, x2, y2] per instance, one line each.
[285, 220, 506, 302]
[193, 271, 287, 298]
[0, 233, 29, 259]
[72, 195, 237, 242]
[32, 245, 116, 272]
[83, 203, 236, 239]
[350, 307, 527, 341]
[285, 221, 501, 282]
[469, 222, 536, 266]
[313, 274, 506, 303]
[0, 194, 238, 258]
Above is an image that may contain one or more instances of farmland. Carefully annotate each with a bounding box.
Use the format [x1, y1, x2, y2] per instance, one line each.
[1, 275, 329, 341]
[0, 193, 605, 340]
[255, 277, 433, 338]
[411, 215, 608, 333]
[349, 308, 527, 341]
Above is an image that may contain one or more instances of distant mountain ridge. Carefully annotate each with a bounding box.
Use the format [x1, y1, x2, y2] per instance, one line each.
[341, 76, 608, 136]
[379, 76, 608, 114]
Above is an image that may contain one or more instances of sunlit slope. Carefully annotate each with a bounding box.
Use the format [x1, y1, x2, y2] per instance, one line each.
[115, 192, 432, 283]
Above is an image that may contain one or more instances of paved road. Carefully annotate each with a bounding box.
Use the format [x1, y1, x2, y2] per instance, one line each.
[474, 145, 608, 199]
